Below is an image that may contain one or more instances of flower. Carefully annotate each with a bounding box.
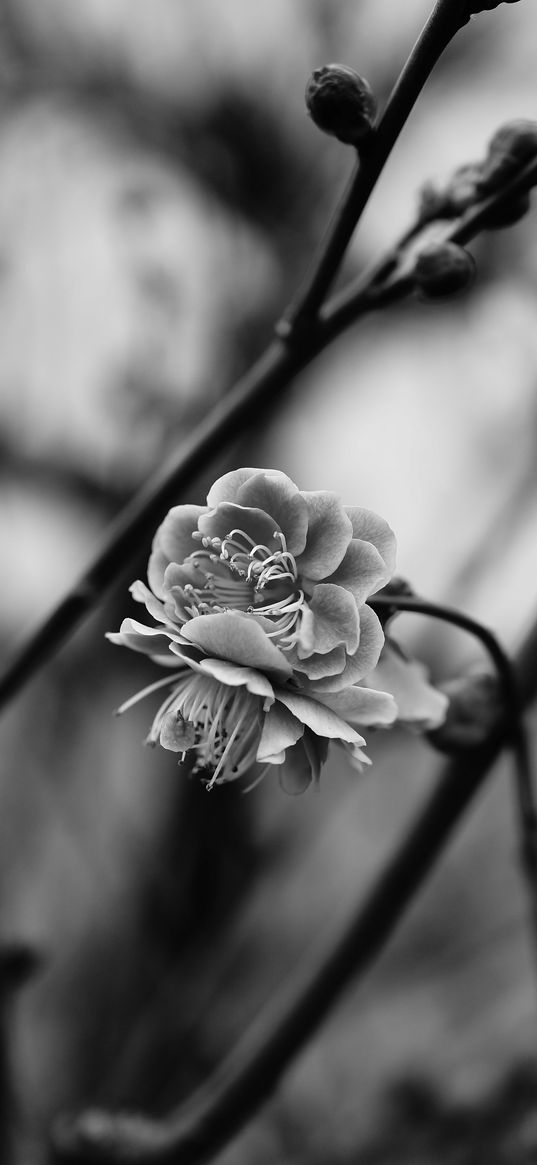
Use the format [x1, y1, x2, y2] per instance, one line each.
[107, 627, 399, 792]
[138, 467, 396, 692]
[107, 468, 448, 791]
[361, 637, 448, 731]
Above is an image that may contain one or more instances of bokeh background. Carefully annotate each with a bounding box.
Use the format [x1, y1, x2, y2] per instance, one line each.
[2, 1, 537, 1162]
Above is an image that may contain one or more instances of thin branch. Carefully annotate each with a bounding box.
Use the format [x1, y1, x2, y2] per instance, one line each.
[282, 0, 465, 330]
[51, 610, 537, 1165]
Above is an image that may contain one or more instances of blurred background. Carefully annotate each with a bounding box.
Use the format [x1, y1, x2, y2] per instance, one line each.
[1, 1, 537, 1161]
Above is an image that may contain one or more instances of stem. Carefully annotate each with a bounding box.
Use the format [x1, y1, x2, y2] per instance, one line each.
[283, 0, 465, 330]
[51, 612, 537, 1165]
[371, 593, 537, 964]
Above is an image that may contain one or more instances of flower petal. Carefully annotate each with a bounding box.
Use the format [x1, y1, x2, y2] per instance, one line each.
[106, 618, 181, 657]
[286, 643, 347, 680]
[206, 468, 264, 507]
[297, 492, 353, 581]
[327, 539, 391, 604]
[302, 729, 328, 784]
[297, 583, 359, 657]
[130, 580, 171, 625]
[310, 604, 385, 692]
[317, 685, 398, 726]
[276, 689, 366, 747]
[148, 505, 206, 598]
[364, 639, 449, 729]
[257, 702, 304, 762]
[236, 472, 308, 556]
[198, 503, 283, 554]
[197, 657, 275, 702]
[344, 508, 397, 573]
[278, 739, 314, 795]
[180, 612, 292, 678]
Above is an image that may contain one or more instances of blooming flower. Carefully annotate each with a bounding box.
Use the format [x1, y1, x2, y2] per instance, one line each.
[107, 626, 399, 792]
[108, 467, 447, 791]
[138, 467, 397, 691]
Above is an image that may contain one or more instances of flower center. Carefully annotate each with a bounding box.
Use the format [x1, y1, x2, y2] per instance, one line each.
[182, 527, 305, 649]
[145, 671, 264, 788]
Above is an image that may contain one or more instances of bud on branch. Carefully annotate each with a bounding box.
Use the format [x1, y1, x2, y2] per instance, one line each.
[413, 241, 475, 299]
[305, 64, 377, 146]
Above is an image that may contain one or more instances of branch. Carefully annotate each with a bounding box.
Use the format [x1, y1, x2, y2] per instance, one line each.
[282, 0, 466, 330]
[50, 608, 537, 1165]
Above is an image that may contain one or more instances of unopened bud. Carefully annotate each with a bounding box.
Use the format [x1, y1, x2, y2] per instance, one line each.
[482, 190, 531, 229]
[481, 119, 537, 191]
[428, 671, 503, 754]
[417, 164, 483, 225]
[305, 64, 376, 146]
[448, 163, 484, 213]
[414, 242, 476, 299]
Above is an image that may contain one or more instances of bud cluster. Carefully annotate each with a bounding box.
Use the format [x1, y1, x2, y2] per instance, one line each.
[413, 241, 475, 300]
[305, 64, 377, 147]
[418, 119, 537, 229]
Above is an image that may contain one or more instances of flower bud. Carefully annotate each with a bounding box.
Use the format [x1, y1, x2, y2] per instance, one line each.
[413, 242, 476, 300]
[481, 119, 537, 191]
[305, 64, 376, 146]
[428, 671, 502, 754]
[417, 165, 483, 225]
[448, 163, 484, 213]
[482, 191, 531, 230]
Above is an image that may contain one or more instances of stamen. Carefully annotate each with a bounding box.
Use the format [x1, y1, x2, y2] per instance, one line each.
[115, 671, 184, 716]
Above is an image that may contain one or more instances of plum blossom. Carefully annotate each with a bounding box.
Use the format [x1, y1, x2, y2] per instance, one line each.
[107, 622, 399, 792]
[137, 467, 397, 689]
[108, 468, 447, 791]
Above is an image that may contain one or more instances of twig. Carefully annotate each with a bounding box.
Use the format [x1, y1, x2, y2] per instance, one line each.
[50, 610, 537, 1165]
[283, 0, 466, 330]
[370, 593, 537, 965]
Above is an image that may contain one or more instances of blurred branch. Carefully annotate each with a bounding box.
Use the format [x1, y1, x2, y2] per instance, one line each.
[50, 611, 537, 1165]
